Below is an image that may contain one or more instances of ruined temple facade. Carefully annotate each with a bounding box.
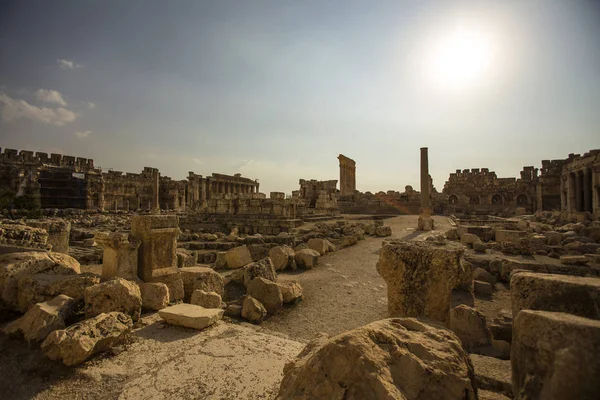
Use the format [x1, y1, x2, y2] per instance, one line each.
[338, 154, 356, 196]
[293, 179, 339, 216]
[440, 149, 600, 219]
[0, 148, 259, 212]
[561, 150, 600, 218]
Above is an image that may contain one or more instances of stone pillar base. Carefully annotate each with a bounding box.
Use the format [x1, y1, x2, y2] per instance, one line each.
[418, 215, 434, 231]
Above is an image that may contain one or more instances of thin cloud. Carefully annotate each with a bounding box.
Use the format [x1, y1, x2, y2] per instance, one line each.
[35, 89, 67, 106]
[0, 92, 77, 126]
[74, 130, 91, 139]
[85, 101, 96, 109]
[57, 58, 83, 70]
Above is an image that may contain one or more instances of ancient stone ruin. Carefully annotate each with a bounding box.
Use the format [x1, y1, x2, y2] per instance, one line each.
[0, 146, 599, 399]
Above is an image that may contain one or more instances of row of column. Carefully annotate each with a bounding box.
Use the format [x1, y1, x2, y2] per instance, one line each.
[569, 168, 594, 213]
[208, 181, 258, 196]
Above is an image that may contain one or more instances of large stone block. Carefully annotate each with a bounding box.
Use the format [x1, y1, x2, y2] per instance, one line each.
[26, 219, 71, 254]
[277, 318, 476, 400]
[449, 305, 491, 352]
[150, 273, 184, 301]
[295, 249, 319, 269]
[179, 266, 224, 301]
[512, 310, 600, 400]
[225, 245, 253, 269]
[130, 215, 180, 281]
[376, 241, 470, 325]
[247, 277, 283, 314]
[139, 282, 170, 311]
[17, 273, 99, 313]
[84, 278, 142, 321]
[307, 238, 334, 255]
[41, 312, 132, 366]
[0, 251, 80, 311]
[495, 230, 526, 243]
[511, 271, 600, 320]
[190, 289, 222, 308]
[95, 232, 140, 280]
[269, 245, 295, 271]
[158, 303, 223, 330]
[5, 294, 74, 342]
[241, 295, 267, 324]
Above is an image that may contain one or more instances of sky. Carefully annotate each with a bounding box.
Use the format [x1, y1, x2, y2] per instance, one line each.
[1, 0, 599, 195]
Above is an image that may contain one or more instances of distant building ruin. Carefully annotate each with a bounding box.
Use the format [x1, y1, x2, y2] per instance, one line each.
[338, 154, 356, 196]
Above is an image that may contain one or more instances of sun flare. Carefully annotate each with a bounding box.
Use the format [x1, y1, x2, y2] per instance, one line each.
[424, 27, 497, 91]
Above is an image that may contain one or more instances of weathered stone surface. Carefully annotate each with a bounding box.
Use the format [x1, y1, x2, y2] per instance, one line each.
[139, 282, 170, 311]
[247, 243, 272, 262]
[5, 294, 74, 342]
[544, 231, 562, 246]
[241, 295, 267, 323]
[461, 233, 482, 247]
[307, 238, 333, 255]
[495, 230, 526, 243]
[474, 280, 493, 295]
[17, 273, 99, 313]
[471, 354, 513, 398]
[375, 225, 392, 237]
[225, 245, 253, 269]
[560, 255, 589, 265]
[95, 232, 140, 280]
[224, 303, 242, 317]
[130, 215, 180, 281]
[0, 251, 80, 311]
[240, 257, 277, 287]
[26, 219, 71, 254]
[176, 248, 197, 268]
[190, 289, 222, 309]
[158, 303, 223, 330]
[449, 305, 491, 352]
[149, 273, 184, 302]
[269, 245, 295, 271]
[511, 271, 600, 320]
[512, 310, 600, 400]
[474, 267, 496, 284]
[84, 278, 142, 321]
[277, 280, 303, 304]
[490, 310, 512, 343]
[41, 312, 133, 366]
[295, 249, 319, 269]
[376, 241, 470, 324]
[277, 318, 477, 400]
[247, 277, 283, 315]
[214, 251, 228, 269]
[179, 266, 224, 300]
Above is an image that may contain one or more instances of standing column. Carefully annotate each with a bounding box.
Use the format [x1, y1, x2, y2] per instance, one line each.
[417, 147, 434, 231]
[151, 169, 160, 214]
[200, 179, 207, 202]
[583, 169, 592, 213]
[575, 171, 583, 212]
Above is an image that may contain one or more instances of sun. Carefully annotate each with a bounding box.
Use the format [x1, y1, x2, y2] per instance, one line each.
[424, 27, 496, 91]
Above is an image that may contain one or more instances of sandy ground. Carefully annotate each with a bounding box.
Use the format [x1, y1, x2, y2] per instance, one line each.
[0, 215, 456, 399]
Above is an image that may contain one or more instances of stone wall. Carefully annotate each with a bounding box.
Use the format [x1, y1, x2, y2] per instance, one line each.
[561, 150, 600, 220]
[338, 186, 421, 215]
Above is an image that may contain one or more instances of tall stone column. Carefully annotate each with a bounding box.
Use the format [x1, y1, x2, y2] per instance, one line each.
[583, 169, 592, 213]
[95, 232, 140, 280]
[568, 173, 576, 212]
[575, 171, 583, 212]
[417, 147, 434, 231]
[338, 154, 356, 196]
[151, 169, 160, 214]
[200, 179, 207, 201]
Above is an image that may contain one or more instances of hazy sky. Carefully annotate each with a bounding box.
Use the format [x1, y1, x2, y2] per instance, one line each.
[1, 1, 599, 194]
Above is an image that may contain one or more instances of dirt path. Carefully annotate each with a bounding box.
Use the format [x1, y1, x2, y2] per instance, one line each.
[262, 215, 453, 341]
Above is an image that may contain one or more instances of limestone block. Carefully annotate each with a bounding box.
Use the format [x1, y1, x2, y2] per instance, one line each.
[179, 266, 224, 301]
[176, 248, 197, 268]
[277, 318, 476, 400]
[544, 231, 563, 246]
[139, 282, 170, 311]
[559, 255, 589, 265]
[26, 219, 71, 254]
[150, 273, 184, 301]
[375, 225, 392, 237]
[190, 289, 222, 308]
[474, 280, 493, 295]
[376, 241, 470, 325]
[41, 312, 133, 366]
[449, 305, 492, 352]
[84, 278, 142, 322]
[17, 273, 99, 313]
[489, 310, 512, 343]
[512, 310, 600, 400]
[461, 233, 482, 247]
[0, 251, 80, 311]
[307, 238, 332, 255]
[495, 230, 526, 243]
[277, 280, 303, 304]
[295, 249, 319, 269]
[470, 354, 513, 398]
[248, 243, 272, 262]
[130, 215, 180, 281]
[229, 257, 277, 287]
[417, 215, 434, 231]
[214, 251, 228, 269]
[269, 245, 295, 271]
[241, 295, 267, 324]
[95, 232, 140, 280]
[247, 277, 283, 315]
[474, 267, 496, 284]
[225, 303, 242, 317]
[158, 303, 223, 330]
[5, 294, 74, 342]
[225, 245, 253, 269]
[510, 271, 600, 320]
